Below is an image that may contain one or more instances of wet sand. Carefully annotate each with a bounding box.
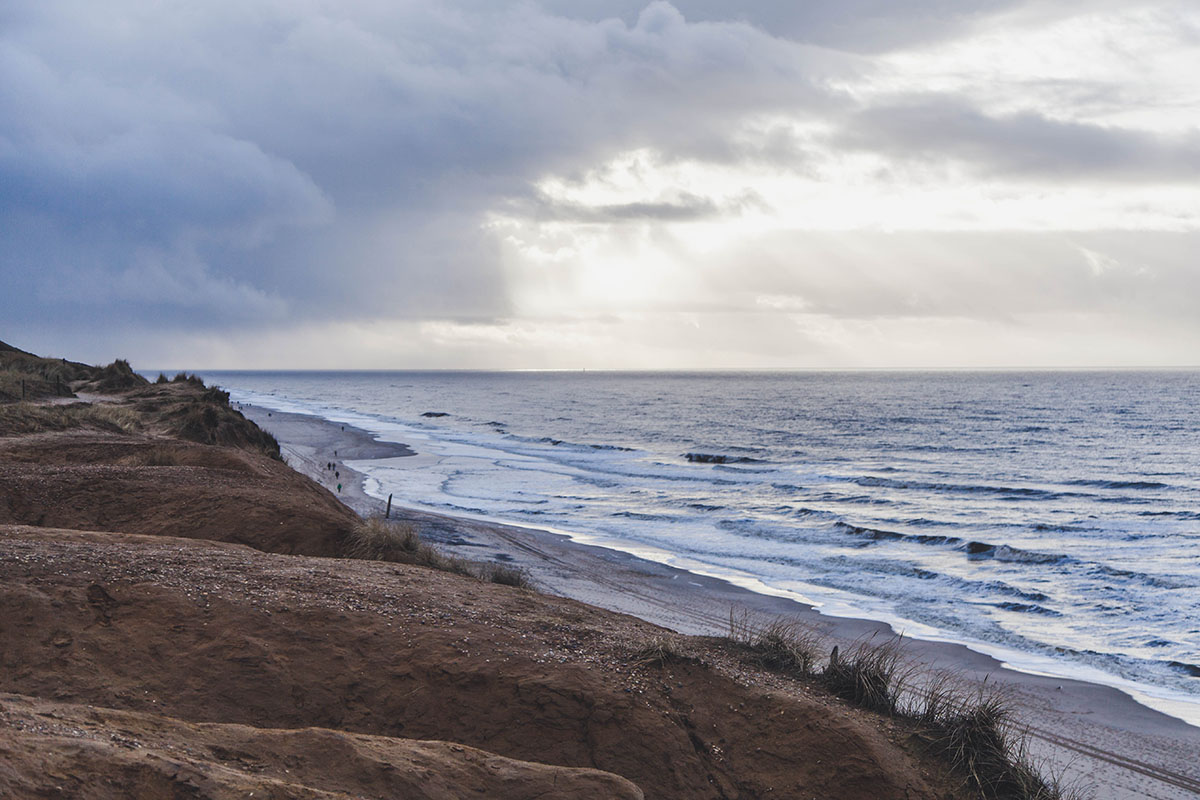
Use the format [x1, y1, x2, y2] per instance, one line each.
[244, 402, 1200, 800]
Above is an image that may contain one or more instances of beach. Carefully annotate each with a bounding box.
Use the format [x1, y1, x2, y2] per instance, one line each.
[244, 401, 1200, 800]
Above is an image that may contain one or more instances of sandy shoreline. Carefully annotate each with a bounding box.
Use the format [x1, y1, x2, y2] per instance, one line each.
[243, 402, 1200, 800]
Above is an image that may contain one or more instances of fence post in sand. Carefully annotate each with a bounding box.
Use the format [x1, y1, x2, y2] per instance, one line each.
[386, 493, 393, 519]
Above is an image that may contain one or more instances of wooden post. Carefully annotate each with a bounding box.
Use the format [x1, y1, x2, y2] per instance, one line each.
[21, 379, 25, 401]
[385, 493, 393, 519]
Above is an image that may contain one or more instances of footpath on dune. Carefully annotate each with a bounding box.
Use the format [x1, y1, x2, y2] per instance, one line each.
[1, 343, 1005, 799]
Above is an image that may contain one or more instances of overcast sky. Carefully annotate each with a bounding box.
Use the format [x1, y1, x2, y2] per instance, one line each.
[4, 0, 1199, 369]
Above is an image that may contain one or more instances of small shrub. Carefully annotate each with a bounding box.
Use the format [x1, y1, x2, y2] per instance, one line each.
[156, 373, 169, 384]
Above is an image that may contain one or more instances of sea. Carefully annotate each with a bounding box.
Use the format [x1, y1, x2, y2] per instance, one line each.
[198, 369, 1200, 724]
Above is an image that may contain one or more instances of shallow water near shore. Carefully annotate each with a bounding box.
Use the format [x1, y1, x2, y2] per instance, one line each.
[199, 369, 1200, 723]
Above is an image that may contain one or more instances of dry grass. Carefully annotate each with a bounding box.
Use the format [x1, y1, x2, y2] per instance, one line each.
[725, 609, 1085, 800]
[344, 519, 539, 589]
[0, 402, 140, 436]
[477, 562, 535, 589]
[728, 610, 822, 677]
[821, 635, 913, 715]
[344, 519, 475, 578]
[913, 681, 1083, 800]
[631, 635, 692, 667]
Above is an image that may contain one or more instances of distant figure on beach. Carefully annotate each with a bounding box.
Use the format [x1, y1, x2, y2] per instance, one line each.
[337, 483, 342, 493]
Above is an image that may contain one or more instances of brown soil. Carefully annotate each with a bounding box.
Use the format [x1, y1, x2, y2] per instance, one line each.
[0, 369, 973, 800]
[0, 693, 642, 800]
[0, 432, 357, 557]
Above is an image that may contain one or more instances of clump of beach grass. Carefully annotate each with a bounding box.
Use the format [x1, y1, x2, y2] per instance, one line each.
[477, 562, 535, 589]
[913, 681, 1082, 800]
[724, 608, 1086, 800]
[344, 518, 473, 576]
[728, 610, 822, 677]
[345, 518, 536, 589]
[632, 634, 693, 668]
[821, 635, 912, 715]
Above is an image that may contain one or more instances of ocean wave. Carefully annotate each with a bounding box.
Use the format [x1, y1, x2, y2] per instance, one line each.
[1064, 478, 1170, 490]
[1168, 661, 1200, 677]
[1093, 564, 1196, 590]
[1137, 510, 1200, 521]
[712, 464, 776, 475]
[612, 510, 676, 522]
[499, 432, 635, 453]
[982, 582, 1050, 603]
[964, 541, 1070, 565]
[814, 492, 897, 506]
[835, 521, 963, 548]
[852, 475, 1084, 500]
[995, 601, 1062, 616]
[685, 452, 766, 464]
[1031, 522, 1093, 533]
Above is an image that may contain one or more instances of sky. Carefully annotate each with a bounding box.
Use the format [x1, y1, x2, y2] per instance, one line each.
[3, 0, 1199, 369]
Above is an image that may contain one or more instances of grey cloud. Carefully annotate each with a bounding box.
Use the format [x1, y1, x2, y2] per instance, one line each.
[528, 0, 1023, 52]
[839, 98, 1200, 182]
[513, 188, 768, 223]
[1, 0, 844, 339]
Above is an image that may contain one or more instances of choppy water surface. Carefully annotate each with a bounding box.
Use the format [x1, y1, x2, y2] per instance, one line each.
[201, 370, 1200, 714]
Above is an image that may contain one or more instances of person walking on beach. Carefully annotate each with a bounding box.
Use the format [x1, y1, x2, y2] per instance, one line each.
[337, 483, 342, 493]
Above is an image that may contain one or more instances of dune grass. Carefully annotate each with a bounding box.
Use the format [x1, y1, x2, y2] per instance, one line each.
[477, 561, 535, 589]
[0, 402, 140, 435]
[729, 609, 822, 677]
[344, 518, 535, 589]
[822, 635, 912, 715]
[631, 634, 697, 668]
[726, 611, 1083, 800]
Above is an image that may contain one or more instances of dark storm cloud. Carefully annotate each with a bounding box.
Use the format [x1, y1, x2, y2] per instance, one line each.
[839, 98, 1200, 181]
[0, 1, 841, 337]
